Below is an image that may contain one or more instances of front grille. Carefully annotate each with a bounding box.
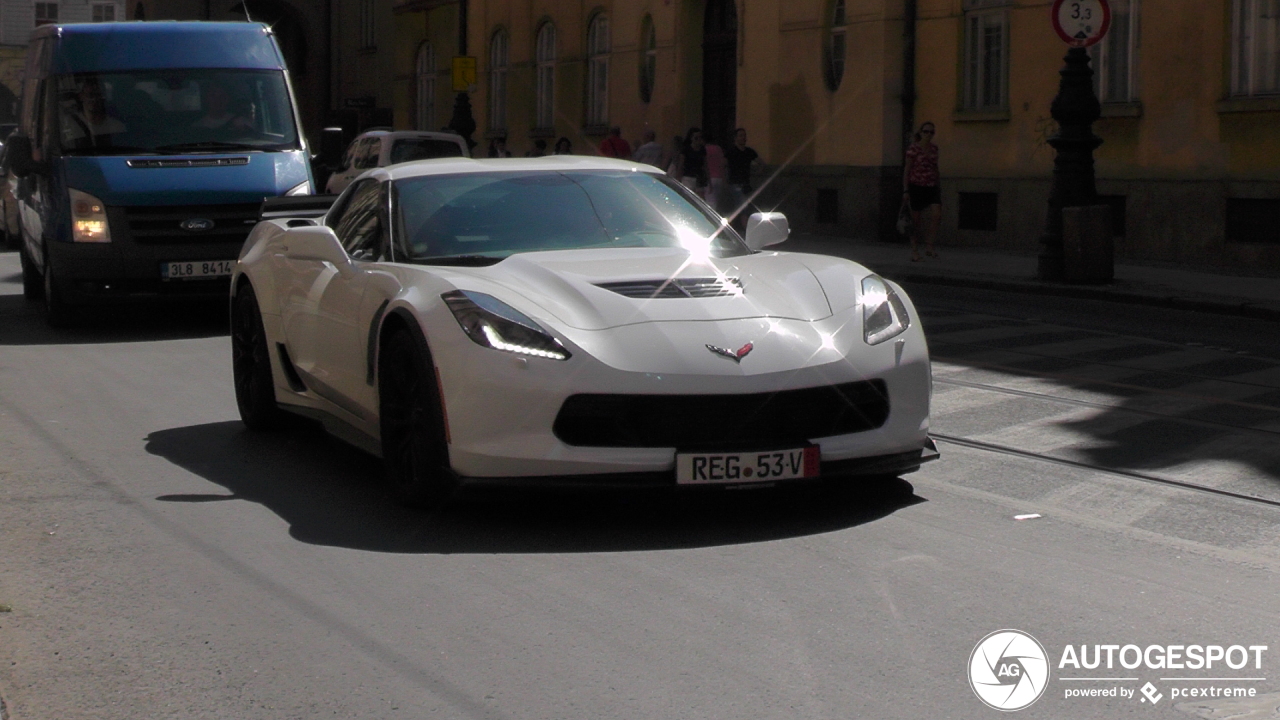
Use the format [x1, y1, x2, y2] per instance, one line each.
[120, 203, 261, 245]
[553, 380, 889, 449]
[597, 277, 743, 299]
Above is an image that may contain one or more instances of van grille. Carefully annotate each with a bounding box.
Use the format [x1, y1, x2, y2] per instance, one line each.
[552, 380, 890, 449]
[120, 203, 261, 245]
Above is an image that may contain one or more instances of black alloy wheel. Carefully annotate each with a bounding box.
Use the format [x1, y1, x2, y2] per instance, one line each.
[231, 283, 285, 430]
[378, 329, 456, 509]
[42, 248, 74, 328]
[19, 242, 40, 300]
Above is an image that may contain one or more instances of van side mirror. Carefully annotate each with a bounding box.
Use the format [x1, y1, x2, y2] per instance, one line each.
[6, 135, 39, 178]
[284, 226, 354, 276]
[745, 211, 789, 250]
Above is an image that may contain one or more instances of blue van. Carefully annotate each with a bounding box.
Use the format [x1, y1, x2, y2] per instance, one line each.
[7, 22, 313, 325]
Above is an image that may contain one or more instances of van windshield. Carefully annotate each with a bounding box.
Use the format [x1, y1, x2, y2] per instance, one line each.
[55, 69, 299, 155]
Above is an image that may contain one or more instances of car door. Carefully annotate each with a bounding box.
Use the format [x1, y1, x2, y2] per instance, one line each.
[292, 178, 388, 422]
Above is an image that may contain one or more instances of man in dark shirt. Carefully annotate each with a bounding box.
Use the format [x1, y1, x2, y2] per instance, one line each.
[599, 126, 632, 159]
[724, 128, 761, 228]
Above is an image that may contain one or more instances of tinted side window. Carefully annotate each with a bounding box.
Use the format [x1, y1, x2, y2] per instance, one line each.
[354, 138, 380, 169]
[331, 179, 385, 261]
[389, 138, 464, 164]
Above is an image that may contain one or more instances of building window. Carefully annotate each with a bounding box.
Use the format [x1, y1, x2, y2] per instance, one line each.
[34, 2, 58, 25]
[488, 31, 508, 132]
[91, 3, 116, 21]
[962, 4, 1008, 110]
[825, 0, 847, 91]
[536, 22, 556, 130]
[359, 0, 375, 49]
[1092, 0, 1138, 102]
[416, 43, 435, 131]
[586, 14, 609, 127]
[639, 15, 656, 104]
[1233, 0, 1280, 96]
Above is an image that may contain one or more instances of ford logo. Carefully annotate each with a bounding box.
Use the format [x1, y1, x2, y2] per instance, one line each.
[180, 218, 215, 232]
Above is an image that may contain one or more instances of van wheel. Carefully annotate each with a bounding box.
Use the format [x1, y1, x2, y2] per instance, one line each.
[379, 329, 455, 509]
[19, 244, 41, 300]
[42, 249, 75, 328]
[231, 284, 285, 431]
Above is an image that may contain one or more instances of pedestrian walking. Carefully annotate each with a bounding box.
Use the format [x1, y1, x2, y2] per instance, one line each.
[554, 136, 573, 155]
[704, 132, 728, 213]
[675, 127, 707, 193]
[724, 128, 761, 227]
[525, 138, 548, 157]
[599, 126, 632, 159]
[665, 135, 684, 177]
[903, 121, 941, 262]
[632, 129, 664, 168]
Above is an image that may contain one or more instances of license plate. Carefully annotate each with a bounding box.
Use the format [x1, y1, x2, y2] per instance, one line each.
[676, 446, 820, 485]
[161, 260, 234, 280]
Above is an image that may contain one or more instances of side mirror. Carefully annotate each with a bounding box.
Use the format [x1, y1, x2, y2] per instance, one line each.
[745, 211, 789, 251]
[6, 135, 38, 178]
[284, 226, 353, 274]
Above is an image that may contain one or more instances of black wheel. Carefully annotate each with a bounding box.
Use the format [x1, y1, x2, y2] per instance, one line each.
[231, 283, 285, 430]
[379, 329, 455, 508]
[42, 248, 75, 328]
[19, 242, 41, 300]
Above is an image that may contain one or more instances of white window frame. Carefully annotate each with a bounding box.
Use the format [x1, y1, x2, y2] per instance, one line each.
[536, 23, 556, 130]
[487, 31, 508, 132]
[586, 14, 609, 127]
[34, 2, 59, 26]
[416, 43, 435, 131]
[91, 3, 117, 22]
[962, 6, 1009, 110]
[1233, 0, 1280, 96]
[359, 0, 375, 50]
[639, 16, 656, 103]
[1091, 0, 1139, 102]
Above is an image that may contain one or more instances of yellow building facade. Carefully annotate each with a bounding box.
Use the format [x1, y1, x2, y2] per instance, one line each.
[356, 0, 1280, 269]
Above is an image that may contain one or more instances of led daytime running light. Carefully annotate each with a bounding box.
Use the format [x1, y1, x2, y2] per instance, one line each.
[480, 323, 568, 360]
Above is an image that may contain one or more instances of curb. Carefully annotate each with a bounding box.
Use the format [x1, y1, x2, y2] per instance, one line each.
[880, 271, 1280, 322]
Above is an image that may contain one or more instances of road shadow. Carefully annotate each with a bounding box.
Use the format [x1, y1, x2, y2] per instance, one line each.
[0, 292, 229, 345]
[145, 421, 923, 554]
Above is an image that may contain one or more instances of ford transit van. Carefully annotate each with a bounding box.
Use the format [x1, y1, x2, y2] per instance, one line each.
[7, 22, 313, 326]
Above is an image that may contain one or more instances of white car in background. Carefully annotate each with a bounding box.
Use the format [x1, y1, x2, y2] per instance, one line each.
[233, 156, 936, 507]
[324, 129, 469, 194]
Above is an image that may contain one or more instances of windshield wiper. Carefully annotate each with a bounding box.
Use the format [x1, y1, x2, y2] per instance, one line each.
[409, 254, 505, 267]
[153, 141, 283, 153]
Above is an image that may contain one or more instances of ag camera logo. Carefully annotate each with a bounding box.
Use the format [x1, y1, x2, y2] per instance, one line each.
[969, 630, 1050, 711]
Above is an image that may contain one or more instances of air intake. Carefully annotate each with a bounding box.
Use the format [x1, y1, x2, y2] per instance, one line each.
[597, 277, 743, 299]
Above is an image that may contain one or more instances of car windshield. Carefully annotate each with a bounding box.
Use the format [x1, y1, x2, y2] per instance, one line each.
[394, 170, 750, 262]
[55, 69, 299, 155]
[389, 138, 465, 164]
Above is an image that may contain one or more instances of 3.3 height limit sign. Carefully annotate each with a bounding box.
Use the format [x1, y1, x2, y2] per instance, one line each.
[1051, 0, 1111, 47]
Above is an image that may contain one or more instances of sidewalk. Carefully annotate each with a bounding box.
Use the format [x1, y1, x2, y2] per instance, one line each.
[779, 233, 1280, 322]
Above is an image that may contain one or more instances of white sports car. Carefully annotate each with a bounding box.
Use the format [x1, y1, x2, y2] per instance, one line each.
[231, 156, 936, 506]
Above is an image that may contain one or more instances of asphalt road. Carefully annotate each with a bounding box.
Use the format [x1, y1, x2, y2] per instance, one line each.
[1, 248, 1278, 720]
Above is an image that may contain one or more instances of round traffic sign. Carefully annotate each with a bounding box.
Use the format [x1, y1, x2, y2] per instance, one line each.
[1051, 0, 1111, 48]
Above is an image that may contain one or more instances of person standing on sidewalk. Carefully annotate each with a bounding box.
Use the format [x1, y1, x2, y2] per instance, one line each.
[632, 129, 664, 168]
[725, 128, 761, 227]
[903, 122, 941, 262]
[674, 128, 708, 193]
[704, 132, 728, 213]
[599, 126, 632, 159]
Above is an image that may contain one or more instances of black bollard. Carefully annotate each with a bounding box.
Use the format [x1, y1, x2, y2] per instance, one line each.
[1037, 47, 1103, 281]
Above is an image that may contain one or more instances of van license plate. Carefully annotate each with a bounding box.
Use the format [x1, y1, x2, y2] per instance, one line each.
[162, 260, 234, 280]
[676, 446, 820, 485]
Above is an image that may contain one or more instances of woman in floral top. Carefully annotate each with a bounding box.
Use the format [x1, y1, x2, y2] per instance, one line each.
[902, 121, 941, 261]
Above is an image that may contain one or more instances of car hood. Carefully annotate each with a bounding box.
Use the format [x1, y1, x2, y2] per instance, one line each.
[60, 151, 310, 206]
[431, 247, 835, 331]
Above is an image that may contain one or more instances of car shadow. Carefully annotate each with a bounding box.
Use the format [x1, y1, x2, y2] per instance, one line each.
[145, 421, 924, 554]
[0, 292, 229, 345]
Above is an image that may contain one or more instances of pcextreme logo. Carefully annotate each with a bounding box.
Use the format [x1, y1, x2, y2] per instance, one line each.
[969, 629, 1051, 711]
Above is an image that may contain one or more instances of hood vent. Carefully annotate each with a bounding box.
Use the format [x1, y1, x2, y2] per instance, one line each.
[597, 277, 743, 299]
[127, 157, 250, 169]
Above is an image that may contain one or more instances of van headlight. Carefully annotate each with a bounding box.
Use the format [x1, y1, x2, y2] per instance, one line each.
[285, 180, 312, 196]
[862, 275, 910, 345]
[442, 290, 571, 361]
[69, 188, 110, 243]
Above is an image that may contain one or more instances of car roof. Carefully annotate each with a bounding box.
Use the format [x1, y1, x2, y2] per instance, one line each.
[359, 130, 465, 142]
[371, 156, 666, 180]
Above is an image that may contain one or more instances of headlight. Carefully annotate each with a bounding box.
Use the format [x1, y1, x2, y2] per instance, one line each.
[862, 275, 910, 345]
[68, 188, 110, 243]
[442, 290, 571, 361]
[285, 180, 312, 196]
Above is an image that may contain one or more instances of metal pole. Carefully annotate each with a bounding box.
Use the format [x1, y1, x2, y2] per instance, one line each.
[1037, 46, 1102, 281]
